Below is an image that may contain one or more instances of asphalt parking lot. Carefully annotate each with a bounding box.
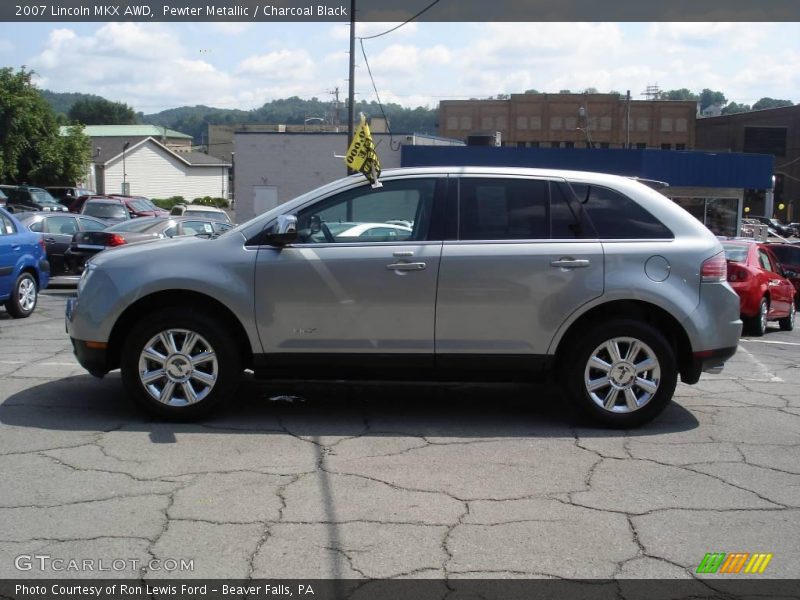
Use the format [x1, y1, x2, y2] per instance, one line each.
[0, 290, 798, 580]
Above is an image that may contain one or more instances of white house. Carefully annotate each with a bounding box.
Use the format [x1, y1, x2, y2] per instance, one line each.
[96, 137, 230, 200]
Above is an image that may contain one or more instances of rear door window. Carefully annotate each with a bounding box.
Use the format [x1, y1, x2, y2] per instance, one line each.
[458, 178, 548, 240]
[566, 183, 674, 239]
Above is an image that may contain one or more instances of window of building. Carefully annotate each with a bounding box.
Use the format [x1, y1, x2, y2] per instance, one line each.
[600, 116, 612, 131]
[564, 117, 577, 130]
[676, 143, 686, 150]
[636, 143, 646, 149]
[636, 118, 648, 132]
[459, 116, 472, 130]
[661, 143, 671, 150]
[446, 116, 459, 130]
[517, 141, 526, 148]
[516, 116, 528, 130]
[564, 141, 575, 148]
[566, 183, 674, 239]
[675, 118, 688, 133]
[599, 142, 610, 149]
[529, 141, 540, 148]
[550, 141, 561, 148]
[458, 178, 548, 240]
[550, 116, 563, 131]
[481, 116, 494, 130]
[660, 118, 673, 132]
[530, 116, 542, 130]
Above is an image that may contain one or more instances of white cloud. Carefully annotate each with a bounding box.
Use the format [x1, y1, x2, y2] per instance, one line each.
[329, 21, 419, 41]
[236, 49, 316, 79]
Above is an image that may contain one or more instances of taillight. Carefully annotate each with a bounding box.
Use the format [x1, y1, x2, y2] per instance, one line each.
[106, 234, 127, 247]
[701, 252, 727, 282]
[727, 265, 752, 282]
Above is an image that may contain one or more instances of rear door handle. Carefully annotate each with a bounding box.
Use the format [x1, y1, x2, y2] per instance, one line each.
[386, 262, 426, 271]
[551, 258, 590, 269]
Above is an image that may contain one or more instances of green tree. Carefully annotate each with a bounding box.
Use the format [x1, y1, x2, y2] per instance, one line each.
[0, 67, 91, 184]
[751, 97, 793, 111]
[660, 88, 698, 101]
[698, 89, 726, 112]
[721, 101, 751, 115]
[67, 97, 137, 125]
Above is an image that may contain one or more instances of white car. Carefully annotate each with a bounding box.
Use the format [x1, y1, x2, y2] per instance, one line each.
[330, 222, 413, 240]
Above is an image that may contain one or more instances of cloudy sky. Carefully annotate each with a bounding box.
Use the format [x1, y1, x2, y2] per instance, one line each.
[1, 21, 798, 114]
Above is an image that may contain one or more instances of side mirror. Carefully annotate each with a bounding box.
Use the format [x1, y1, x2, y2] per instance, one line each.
[785, 270, 797, 278]
[262, 214, 298, 246]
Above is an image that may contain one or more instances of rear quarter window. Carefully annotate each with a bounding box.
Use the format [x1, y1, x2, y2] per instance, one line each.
[567, 183, 674, 239]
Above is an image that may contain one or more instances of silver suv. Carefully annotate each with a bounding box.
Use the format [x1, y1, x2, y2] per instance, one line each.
[66, 167, 742, 427]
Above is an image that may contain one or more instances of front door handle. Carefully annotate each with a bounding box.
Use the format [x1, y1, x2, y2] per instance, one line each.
[44, 237, 56, 244]
[386, 262, 426, 271]
[551, 258, 590, 269]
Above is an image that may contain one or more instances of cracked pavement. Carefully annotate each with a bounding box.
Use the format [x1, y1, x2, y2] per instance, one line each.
[1, 291, 798, 580]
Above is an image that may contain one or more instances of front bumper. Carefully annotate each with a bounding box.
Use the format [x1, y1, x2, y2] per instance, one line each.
[66, 297, 109, 377]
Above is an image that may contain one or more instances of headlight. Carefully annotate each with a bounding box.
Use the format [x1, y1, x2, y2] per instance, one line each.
[77, 263, 97, 295]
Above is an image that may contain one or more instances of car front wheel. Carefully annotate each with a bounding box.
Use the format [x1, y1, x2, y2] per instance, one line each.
[121, 309, 242, 419]
[5, 272, 38, 318]
[561, 320, 677, 428]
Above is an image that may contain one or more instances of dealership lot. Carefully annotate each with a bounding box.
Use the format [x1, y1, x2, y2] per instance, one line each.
[0, 291, 798, 579]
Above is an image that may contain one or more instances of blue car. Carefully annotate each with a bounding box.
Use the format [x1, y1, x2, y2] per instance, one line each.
[0, 207, 50, 318]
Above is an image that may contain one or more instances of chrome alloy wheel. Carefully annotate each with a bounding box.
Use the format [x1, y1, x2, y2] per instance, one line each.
[138, 329, 218, 406]
[759, 300, 768, 333]
[584, 337, 661, 414]
[17, 277, 36, 312]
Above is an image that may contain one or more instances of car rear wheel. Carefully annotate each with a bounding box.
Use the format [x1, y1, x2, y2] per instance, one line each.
[120, 308, 242, 420]
[4, 272, 38, 318]
[745, 297, 769, 336]
[779, 302, 795, 332]
[561, 319, 677, 428]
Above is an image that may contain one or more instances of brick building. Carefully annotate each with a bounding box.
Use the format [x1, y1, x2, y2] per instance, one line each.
[439, 93, 697, 150]
[696, 105, 800, 222]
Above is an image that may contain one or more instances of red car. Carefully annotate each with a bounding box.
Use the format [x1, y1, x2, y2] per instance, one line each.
[722, 240, 795, 335]
[767, 243, 800, 309]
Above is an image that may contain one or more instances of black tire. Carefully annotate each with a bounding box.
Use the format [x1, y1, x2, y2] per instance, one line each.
[4, 272, 38, 318]
[779, 302, 795, 332]
[744, 297, 768, 336]
[120, 308, 242, 420]
[560, 319, 677, 428]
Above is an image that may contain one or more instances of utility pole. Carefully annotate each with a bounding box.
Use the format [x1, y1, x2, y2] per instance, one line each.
[346, 0, 356, 174]
[329, 86, 341, 130]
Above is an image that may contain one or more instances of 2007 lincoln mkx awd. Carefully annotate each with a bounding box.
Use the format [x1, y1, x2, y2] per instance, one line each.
[66, 167, 742, 427]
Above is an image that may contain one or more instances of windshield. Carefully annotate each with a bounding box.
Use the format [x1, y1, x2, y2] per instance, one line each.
[722, 243, 749, 263]
[108, 218, 166, 232]
[31, 190, 59, 204]
[84, 203, 127, 219]
[129, 199, 154, 212]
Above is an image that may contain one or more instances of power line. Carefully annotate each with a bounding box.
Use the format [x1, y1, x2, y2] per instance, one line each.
[359, 39, 401, 151]
[357, 0, 441, 40]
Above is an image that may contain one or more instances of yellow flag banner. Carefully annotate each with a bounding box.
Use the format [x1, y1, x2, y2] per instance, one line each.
[345, 114, 381, 186]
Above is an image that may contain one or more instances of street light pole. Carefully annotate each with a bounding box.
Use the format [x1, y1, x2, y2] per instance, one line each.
[122, 141, 130, 194]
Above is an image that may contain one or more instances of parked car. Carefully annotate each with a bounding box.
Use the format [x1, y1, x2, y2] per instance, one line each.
[80, 198, 132, 224]
[766, 242, 800, 308]
[5, 186, 69, 213]
[45, 186, 96, 207]
[0, 207, 49, 318]
[108, 195, 170, 218]
[787, 222, 800, 237]
[722, 240, 795, 335]
[66, 167, 742, 427]
[16, 212, 108, 278]
[749, 216, 793, 238]
[65, 216, 233, 273]
[169, 203, 231, 223]
[326, 222, 413, 240]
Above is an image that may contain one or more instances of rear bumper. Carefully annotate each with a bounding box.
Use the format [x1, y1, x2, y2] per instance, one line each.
[681, 346, 738, 384]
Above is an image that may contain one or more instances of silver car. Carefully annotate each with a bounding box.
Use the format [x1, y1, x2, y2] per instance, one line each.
[66, 167, 742, 427]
